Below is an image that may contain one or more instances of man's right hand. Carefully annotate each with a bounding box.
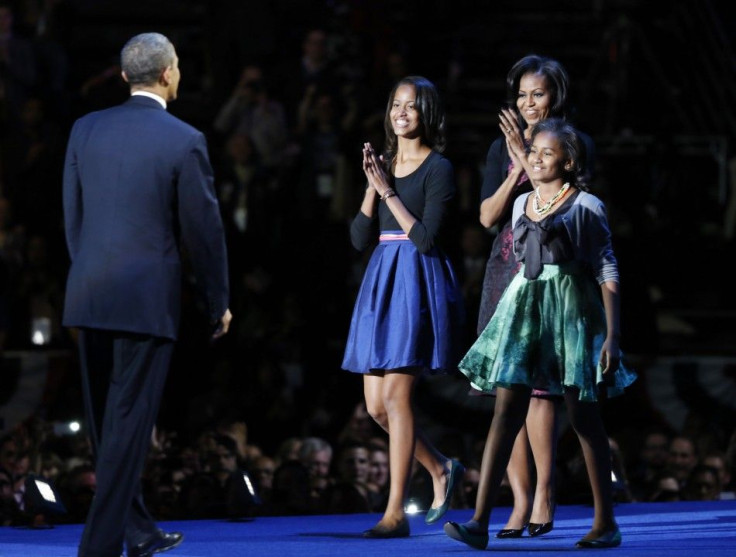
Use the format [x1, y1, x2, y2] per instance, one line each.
[212, 308, 232, 339]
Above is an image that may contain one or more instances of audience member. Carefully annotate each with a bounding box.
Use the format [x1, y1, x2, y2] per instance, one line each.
[39, 450, 64, 484]
[0, 464, 19, 524]
[682, 464, 721, 502]
[366, 442, 389, 510]
[272, 27, 339, 132]
[249, 454, 276, 507]
[212, 63, 288, 173]
[628, 427, 671, 501]
[337, 401, 382, 445]
[0, 2, 39, 122]
[178, 471, 222, 519]
[56, 463, 95, 524]
[668, 435, 699, 490]
[0, 94, 65, 236]
[274, 437, 302, 467]
[207, 434, 242, 493]
[647, 472, 681, 502]
[266, 458, 312, 516]
[0, 435, 17, 475]
[214, 131, 279, 277]
[17, 0, 74, 122]
[321, 440, 375, 514]
[702, 451, 735, 500]
[10, 447, 30, 511]
[215, 419, 250, 465]
[8, 232, 66, 348]
[293, 83, 360, 225]
[298, 436, 335, 508]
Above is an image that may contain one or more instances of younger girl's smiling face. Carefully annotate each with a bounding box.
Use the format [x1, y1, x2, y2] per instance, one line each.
[528, 130, 571, 183]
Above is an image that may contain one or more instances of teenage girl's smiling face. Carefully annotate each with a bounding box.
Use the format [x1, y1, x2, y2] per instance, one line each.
[528, 130, 570, 183]
[390, 84, 421, 138]
[517, 72, 551, 127]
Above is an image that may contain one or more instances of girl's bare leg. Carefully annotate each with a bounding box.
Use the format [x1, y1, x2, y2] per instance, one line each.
[501, 425, 532, 530]
[527, 397, 558, 524]
[564, 391, 618, 540]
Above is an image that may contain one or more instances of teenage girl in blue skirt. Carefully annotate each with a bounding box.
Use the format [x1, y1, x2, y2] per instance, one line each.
[342, 76, 465, 538]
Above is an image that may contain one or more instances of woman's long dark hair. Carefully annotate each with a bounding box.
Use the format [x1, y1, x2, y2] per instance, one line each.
[382, 76, 446, 169]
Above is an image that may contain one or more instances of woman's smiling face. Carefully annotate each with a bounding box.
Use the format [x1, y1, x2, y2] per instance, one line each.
[517, 72, 552, 127]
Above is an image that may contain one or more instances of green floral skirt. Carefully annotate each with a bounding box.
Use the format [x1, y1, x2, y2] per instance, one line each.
[459, 262, 637, 402]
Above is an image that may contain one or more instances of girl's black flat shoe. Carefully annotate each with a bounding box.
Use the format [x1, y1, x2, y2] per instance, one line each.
[363, 517, 410, 538]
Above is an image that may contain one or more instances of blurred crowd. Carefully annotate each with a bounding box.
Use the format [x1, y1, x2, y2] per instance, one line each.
[1, 405, 735, 527]
[0, 0, 734, 529]
[0, 0, 487, 472]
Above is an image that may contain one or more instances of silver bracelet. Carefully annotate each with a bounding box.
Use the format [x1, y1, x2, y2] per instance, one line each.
[381, 189, 396, 201]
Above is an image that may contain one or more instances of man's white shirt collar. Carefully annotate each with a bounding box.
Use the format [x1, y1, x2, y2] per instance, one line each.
[131, 91, 167, 109]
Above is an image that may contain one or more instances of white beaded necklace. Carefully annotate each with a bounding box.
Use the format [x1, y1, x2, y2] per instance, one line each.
[532, 182, 570, 216]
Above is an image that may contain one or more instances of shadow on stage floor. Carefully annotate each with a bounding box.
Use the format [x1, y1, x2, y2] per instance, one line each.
[1, 500, 735, 556]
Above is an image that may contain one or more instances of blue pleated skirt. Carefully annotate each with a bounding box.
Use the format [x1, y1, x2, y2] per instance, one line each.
[459, 262, 637, 401]
[341, 232, 465, 374]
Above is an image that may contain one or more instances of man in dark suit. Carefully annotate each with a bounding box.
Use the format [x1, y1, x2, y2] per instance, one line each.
[62, 32, 232, 557]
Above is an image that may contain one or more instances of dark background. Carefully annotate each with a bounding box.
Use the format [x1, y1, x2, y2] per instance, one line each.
[1, 0, 734, 455]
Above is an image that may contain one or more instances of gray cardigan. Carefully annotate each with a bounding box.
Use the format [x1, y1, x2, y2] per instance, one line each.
[512, 190, 619, 285]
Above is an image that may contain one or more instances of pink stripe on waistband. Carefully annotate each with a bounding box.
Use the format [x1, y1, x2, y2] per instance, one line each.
[379, 233, 409, 241]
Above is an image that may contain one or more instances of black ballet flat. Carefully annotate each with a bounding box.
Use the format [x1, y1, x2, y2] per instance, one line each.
[496, 527, 525, 538]
[528, 521, 554, 537]
[363, 517, 410, 538]
[444, 521, 489, 550]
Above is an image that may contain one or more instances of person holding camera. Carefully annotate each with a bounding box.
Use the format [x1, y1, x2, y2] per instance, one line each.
[212, 63, 289, 171]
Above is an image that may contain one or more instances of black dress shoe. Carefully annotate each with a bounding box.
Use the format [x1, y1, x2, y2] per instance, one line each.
[128, 531, 183, 557]
[528, 521, 553, 537]
[496, 527, 525, 538]
[363, 517, 410, 538]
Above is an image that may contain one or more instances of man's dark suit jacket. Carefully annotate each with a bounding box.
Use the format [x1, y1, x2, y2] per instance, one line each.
[62, 94, 229, 339]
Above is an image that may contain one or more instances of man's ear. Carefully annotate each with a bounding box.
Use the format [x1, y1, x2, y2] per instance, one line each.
[160, 66, 172, 86]
[121, 71, 129, 84]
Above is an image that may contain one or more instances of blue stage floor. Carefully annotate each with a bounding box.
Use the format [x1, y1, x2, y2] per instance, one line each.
[1, 500, 736, 556]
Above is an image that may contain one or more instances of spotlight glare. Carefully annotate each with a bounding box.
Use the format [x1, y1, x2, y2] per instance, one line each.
[242, 473, 255, 496]
[24, 474, 67, 521]
[35, 479, 57, 503]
